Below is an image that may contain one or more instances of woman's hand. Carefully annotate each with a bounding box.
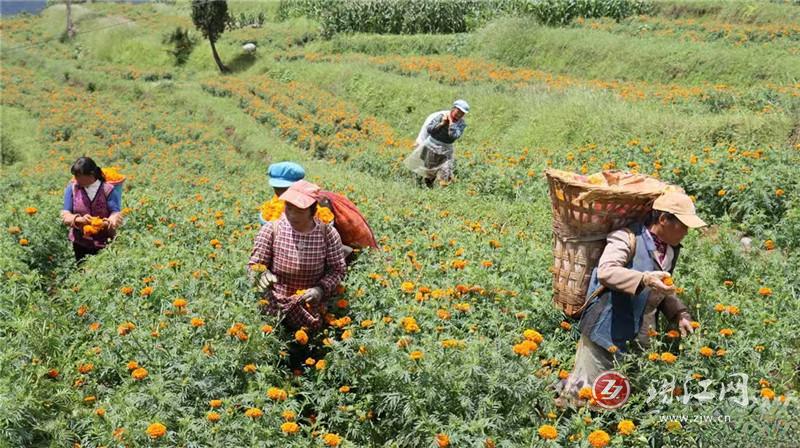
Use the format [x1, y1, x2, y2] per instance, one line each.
[677, 314, 694, 337]
[300, 287, 323, 304]
[74, 215, 89, 227]
[642, 271, 676, 294]
[107, 214, 123, 230]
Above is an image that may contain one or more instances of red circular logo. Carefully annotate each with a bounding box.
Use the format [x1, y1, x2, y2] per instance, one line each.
[592, 371, 631, 409]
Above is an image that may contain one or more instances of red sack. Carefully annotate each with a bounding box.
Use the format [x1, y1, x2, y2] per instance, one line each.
[318, 191, 378, 249]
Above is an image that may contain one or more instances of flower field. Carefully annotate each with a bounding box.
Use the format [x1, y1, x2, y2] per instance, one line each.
[1, 1, 799, 447]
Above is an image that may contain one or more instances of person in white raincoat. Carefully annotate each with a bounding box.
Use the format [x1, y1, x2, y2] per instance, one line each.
[404, 99, 469, 187]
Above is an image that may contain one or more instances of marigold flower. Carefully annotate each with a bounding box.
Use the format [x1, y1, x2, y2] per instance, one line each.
[764, 240, 775, 250]
[25, 207, 37, 215]
[243, 363, 257, 373]
[131, 367, 148, 380]
[146, 422, 166, 438]
[558, 369, 569, 380]
[409, 350, 424, 361]
[617, 419, 635, 435]
[120, 286, 133, 295]
[209, 399, 222, 408]
[437, 309, 451, 320]
[191, 317, 205, 327]
[95, 407, 106, 417]
[537, 424, 558, 440]
[699, 347, 714, 357]
[19, 238, 29, 246]
[117, 322, 135, 336]
[280, 421, 299, 434]
[339, 385, 351, 393]
[719, 328, 734, 337]
[666, 330, 680, 338]
[245, 407, 263, 418]
[578, 386, 593, 400]
[172, 298, 187, 308]
[761, 388, 776, 400]
[315, 359, 327, 370]
[126, 360, 139, 370]
[47, 368, 59, 379]
[665, 420, 682, 431]
[560, 321, 572, 330]
[267, 387, 288, 401]
[88, 322, 101, 331]
[78, 363, 94, 374]
[513, 340, 538, 356]
[401, 281, 415, 293]
[140, 286, 153, 297]
[323, 433, 342, 446]
[660, 352, 677, 364]
[207, 411, 221, 422]
[587, 429, 610, 447]
[295, 329, 309, 345]
[8, 226, 21, 235]
[435, 433, 450, 447]
[758, 287, 772, 296]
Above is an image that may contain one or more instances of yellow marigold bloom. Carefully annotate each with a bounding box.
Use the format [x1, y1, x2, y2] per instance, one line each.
[617, 419, 635, 435]
[717, 189, 726, 197]
[409, 350, 424, 361]
[323, 433, 342, 446]
[587, 429, 610, 447]
[267, 387, 288, 401]
[441, 339, 460, 349]
[699, 347, 714, 357]
[245, 407, 263, 419]
[661, 352, 677, 364]
[719, 328, 734, 337]
[295, 329, 309, 345]
[454, 302, 470, 312]
[523, 329, 543, 343]
[172, 298, 187, 308]
[666, 420, 682, 431]
[19, 238, 29, 246]
[191, 317, 205, 327]
[261, 324, 273, 333]
[537, 424, 558, 440]
[761, 388, 776, 400]
[102, 167, 125, 182]
[400, 281, 415, 293]
[401, 316, 420, 333]
[578, 386, 593, 400]
[207, 411, 221, 422]
[436, 433, 450, 447]
[315, 360, 327, 370]
[243, 363, 257, 373]
[280, 421, 299, 434]
[146, 422, 166, 438]
[131, 367, 148, 380]
[209, 399, 222, 408]
[140, 286, 153, 297]
[316, 206, 335, 224]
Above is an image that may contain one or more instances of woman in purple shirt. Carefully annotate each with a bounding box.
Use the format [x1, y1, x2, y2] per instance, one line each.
[60, 157, 123, 263]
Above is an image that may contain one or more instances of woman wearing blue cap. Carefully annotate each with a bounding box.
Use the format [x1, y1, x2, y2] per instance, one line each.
[404, 99, 469, 188]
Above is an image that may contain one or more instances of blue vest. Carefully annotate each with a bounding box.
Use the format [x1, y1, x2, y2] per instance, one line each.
[579, 223, 679, 352]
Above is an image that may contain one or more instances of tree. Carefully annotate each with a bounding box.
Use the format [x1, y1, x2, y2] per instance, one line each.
[191, 0, 229, 73]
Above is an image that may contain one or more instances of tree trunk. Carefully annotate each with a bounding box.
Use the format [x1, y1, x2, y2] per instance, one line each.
[66, 0, 75, 39]
[209, 38, 228, 73]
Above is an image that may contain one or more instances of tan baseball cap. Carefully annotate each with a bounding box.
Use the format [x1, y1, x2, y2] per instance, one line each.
[652, 192, 707, 228]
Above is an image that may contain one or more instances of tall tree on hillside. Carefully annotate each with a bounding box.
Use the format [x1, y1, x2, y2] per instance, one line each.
[191, 0, 229, 73]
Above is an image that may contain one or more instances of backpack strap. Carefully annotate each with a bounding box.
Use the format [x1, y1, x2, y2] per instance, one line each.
[574, 227, 637, 317]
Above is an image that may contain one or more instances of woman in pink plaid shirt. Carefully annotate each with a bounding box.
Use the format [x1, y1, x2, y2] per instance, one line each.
[248, 180, 346, 332]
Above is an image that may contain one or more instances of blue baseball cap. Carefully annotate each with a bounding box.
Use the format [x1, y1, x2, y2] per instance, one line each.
[268, 162, 305, 188]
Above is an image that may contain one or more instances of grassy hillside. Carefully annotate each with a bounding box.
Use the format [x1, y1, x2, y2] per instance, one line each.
[1, 1, 799, 447]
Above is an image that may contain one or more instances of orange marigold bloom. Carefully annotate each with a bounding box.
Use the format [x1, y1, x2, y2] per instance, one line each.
[761, 388, 776, 400]
[191, 317, 205, 327]
[323, 433, 342, 446]
[25, 207, 37, 215]
[617, 419, 635, 435]
[280, 421, 299, 434]
[409, 350, 424, 361]
[699, 347, 714, 357]
[78, 363, 94, 374]
[131, 367, 148, 380]
[401, 281, 415, 293]
[120, 286, 133, 295]
[145, 422, 166, 438]
[140, 286, 153, 297]
[243, 363, 257, 373]
[295, 329, 309, 345]
[281, 409, 296, 421]
[117, 322, 136, 336]
[209, 399, 222, 408]
[436, 433, 450, 447]
[719, 328, 734, 337]
[758, 287, 772, 296]
[172, 298, 187, 308]
[207, 411, 221, 422]
[19, 238, 29, 246]
[245, 407, 263, 419]
[339, 385, 351, 393]
[578, 386, 593, 400]
[537, 424, 558, 440]
[47, 368, 59, 379]
[661, 352, 677, 364]
[126, 360, 139, 370]
[764, 240, 775, 250]
[95, 407, 106, 417]
[560, 321, 572, 330]
[588, 429, 610, 447]
[267, 387, 288, 401]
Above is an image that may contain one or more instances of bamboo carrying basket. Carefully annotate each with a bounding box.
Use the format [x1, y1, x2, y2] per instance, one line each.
[545, 169, 680, 318]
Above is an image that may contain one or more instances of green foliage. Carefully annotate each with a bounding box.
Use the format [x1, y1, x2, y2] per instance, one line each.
[191, 0, 229, 43]
[162, 26, 197, 66]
